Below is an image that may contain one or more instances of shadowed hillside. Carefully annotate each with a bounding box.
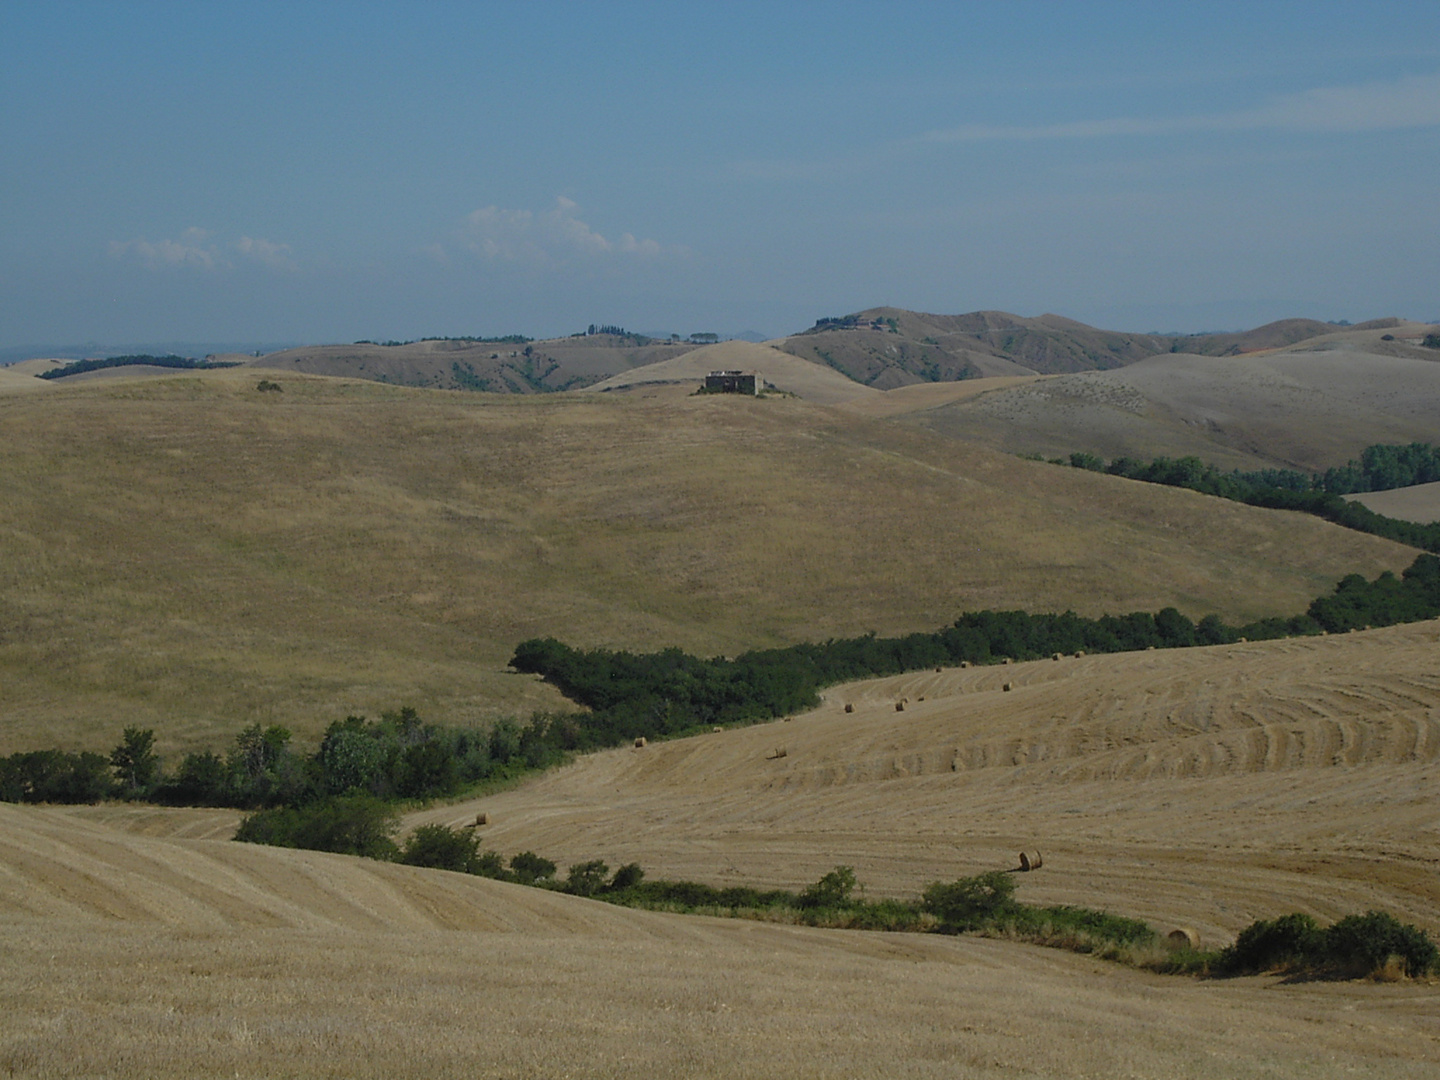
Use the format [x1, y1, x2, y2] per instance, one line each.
[245, 332, 697, 393]
[0, 367, 1416, 753]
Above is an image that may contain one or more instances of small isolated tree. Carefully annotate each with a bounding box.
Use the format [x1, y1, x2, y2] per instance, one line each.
[110, 727, 160, 799]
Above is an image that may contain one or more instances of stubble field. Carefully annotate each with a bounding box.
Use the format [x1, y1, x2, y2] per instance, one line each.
[4, 622, 1440, 1078]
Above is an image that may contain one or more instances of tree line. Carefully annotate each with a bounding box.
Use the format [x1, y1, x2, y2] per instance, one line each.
[6, 555, 1439, 809]
[0, 707, 574, 809]
[510, 553, 1440, 743]
[37, 355, 242, 380]
[1063, 443, 1440, 552]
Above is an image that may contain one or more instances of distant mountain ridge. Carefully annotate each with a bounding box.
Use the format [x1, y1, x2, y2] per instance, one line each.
[16, 310, 1417, 394]
[773, 307, 1406, 389]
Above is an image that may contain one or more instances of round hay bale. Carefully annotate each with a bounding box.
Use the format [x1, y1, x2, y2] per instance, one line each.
[713, 726, 723, 733]
[634, 736, 647, 748]
[474, 812, 489, 827]
[935, 667, 943, 673]
[1238, 636, 1248, 643]
[1002, 657, 1012, 665]
[960, 661, 971, 669]
[1146, 645, 1156, 651]
[783, 716, 792, 722]
[1052, 652, 1062, 661]
[1002, 682, 1013, 692]
[844, 703, 854, 714]
[895, 701, 905, 712]
[1166, 927, 1201, 950]
[1074, 650, 1085, 658]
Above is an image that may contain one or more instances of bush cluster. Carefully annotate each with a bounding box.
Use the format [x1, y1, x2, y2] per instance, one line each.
[1218, 911, 1438, 978]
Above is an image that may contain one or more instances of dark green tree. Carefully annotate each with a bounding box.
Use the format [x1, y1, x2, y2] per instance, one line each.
[109, 727, 160, 798]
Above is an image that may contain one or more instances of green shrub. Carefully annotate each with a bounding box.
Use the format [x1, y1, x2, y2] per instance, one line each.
[565, 860, 609, 897]
[798, 866, 857, 909]
[400, 823, 481, 873]
[1013, 905, 1157, 948]
[608, 863, 645, 891]
[921, 871, 1019, 931]
[1325, 911, 1438, 977]
[1219, 912, 1324, 973]
[509, 851, 557, 885]
[472, 850, 507, 879]
[234, 793, 399, 859]
[0, 749, 112, 804]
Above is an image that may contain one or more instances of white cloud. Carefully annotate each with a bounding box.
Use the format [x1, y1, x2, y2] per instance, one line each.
[109, 227, 301, 272]
[453, 197, 670, 265]
[109, 226, 221, 269]
[233, 235, 297, 271]
[922, 72, 1440, 143]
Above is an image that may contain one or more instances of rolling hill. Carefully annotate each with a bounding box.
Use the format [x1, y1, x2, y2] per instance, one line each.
[899, 328, 1440, 472]
[771, 308, 1415, 390]
[244, 332, 697, 393]
[5, 622, 1440, 1078]
[0, 366, 1417, 755]
[585, 339, 883, 404]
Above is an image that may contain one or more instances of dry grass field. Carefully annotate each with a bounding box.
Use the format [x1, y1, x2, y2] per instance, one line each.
[2, 367, 1413, 754]
[1351, 481, 1440, 525]
[909, 330, 1440, 472]
[4, 624, 1440, 1079]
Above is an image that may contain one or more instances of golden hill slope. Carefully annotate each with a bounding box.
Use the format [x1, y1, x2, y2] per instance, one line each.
[0, 367, 1419, 752]
[6, 625, 1440, 1078]
[424, 620, 1440, 943]
[909, 333, 1440, 471]
[585, 339, 882, 404]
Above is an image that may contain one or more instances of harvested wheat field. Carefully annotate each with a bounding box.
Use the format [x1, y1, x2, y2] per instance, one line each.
[6, 626, 1437, 1077]
[422, 621, 1440, 942]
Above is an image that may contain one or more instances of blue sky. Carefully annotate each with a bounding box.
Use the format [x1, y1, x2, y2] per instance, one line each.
[2, 1, 1438, 351]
